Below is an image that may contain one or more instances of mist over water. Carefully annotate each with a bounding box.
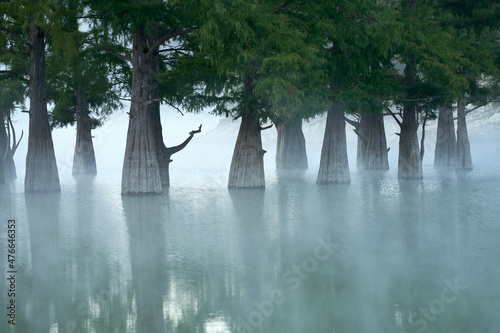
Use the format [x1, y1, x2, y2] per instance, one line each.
[1, 109, 500, 332]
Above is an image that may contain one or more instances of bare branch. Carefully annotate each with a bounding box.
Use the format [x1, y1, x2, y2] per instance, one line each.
[344, 116, 359, 128]
[163, 100, 185, 116]
[260, 124, 273, 131]
[102, 48, 132, 62]
[386, 107, 402, 127]
[166, 124, 202, 156]
[146, 27, 197, 55]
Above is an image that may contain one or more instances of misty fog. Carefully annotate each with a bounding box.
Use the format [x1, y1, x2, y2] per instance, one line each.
[1, 105, 500, 332]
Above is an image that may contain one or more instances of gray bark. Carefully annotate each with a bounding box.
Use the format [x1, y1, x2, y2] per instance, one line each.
[275, 119, 308, 169]
[434, 106, 456, 167]
[364, 112, 389, 170]
[72, 92, 97, 175]
[25, 24, 61, 192]
[228, 111, 266, 188]
[121, 26, 163, 194]
[317, 100, 350, 184]
[398, 59, 422, 179]
[356, 114, 369, 168]
[456, 101, 473, 171]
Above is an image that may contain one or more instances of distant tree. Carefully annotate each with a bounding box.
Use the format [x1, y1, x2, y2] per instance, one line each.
[390, 0, 469, 179]
[435, 0, 500, 171]
[0, 2, 30, 182]
[46, 0, 127, 175]
[298, 0, 398, 183]
[196, 0, 322, 187]
[0, 0, 61, 192]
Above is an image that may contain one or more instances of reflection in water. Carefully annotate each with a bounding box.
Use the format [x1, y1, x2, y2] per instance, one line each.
[123, 195, 169, 332]
[1, 166, 499, 332]
[25, 193, 61, 333]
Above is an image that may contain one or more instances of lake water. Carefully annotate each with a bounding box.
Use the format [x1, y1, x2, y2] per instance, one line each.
[1, 157, 499, 333]
[1, 113, 500, 332]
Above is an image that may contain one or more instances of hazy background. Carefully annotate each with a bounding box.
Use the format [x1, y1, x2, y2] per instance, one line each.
[1, 104, 499, 333]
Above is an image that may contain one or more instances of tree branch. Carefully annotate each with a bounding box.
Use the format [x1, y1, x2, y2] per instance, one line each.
[260, 124, 273, 131]
[344, 116, 359, 128]
[386, 107, 402, 127]
[166, 124, 202, 156]
[163, 100, 185, 116]
[102, 48, 132, 62]
[272, 0, 294, 14]
[146, 27, 197, 55]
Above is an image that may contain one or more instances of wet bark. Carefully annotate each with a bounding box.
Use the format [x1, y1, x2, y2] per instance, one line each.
[456, 100, 473, 171]
[275, 119, 308, 169]
[398, 59, 422, 179]
[25, 24, 61, 192]
[317, 100, 350, 184]
[72, 92, 97, 175]
[355, 114, 369, 168]
[228, 111, 266, 188]
[121, 26, 163, 194]
[364, 112, 389, 170]
[434, 106, 456, 167]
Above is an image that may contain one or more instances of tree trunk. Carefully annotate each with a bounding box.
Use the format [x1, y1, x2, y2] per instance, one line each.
[0, 117, 19, 180]
[25, 24, 60, 192]
[456, 100, 473, 171]
[434, 106, 456, 167]
[356, 113, 369, 168]
[398, 59, 422, 179]
[228, 111, 266, 188]
[364, 112, 389, 170]
[317, 100, 350, 184]
[72, 92, 97, 175]
[121, 26, 163, 194]
[275, 119, 308, 169]
[0, 120, 6, 183]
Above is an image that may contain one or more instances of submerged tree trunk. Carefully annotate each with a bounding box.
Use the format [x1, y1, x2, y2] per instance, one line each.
[0, 115, 21, 180]
[434, 106, 456, 167]
[25, 24, 61, 192]
[72, 92, 97, 175]
[121, 26, 162, 194]
[456, 100, 473, 171]
[275, 119, 308, 169]
[398, 59, 422, 179]
[228, 111, 266, 188]
[398, 104, 422, 179]
[355, 113, 369, 168]
[317, 100, 350, 184]
[364, 112, 389, 170]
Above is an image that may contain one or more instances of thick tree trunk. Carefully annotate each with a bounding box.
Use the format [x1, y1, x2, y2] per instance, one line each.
[456, 100, 473, 171]
[364, 112, 389, 170]
[228, 111, 266, 188]
[275, 119, 308, 169]
[72, 92, 97, 175]
[398, 104, 422, 179]
[434, 106, 456, 167]
[25, 25, 60, 192]
[317, 100, 350, 184]
[398, 59, 422, 179]
[356, 113, 369, 168]
[121, 27, 163, 194]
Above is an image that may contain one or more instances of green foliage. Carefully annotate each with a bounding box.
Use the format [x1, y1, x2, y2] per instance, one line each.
[46, 0, 127, 128]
